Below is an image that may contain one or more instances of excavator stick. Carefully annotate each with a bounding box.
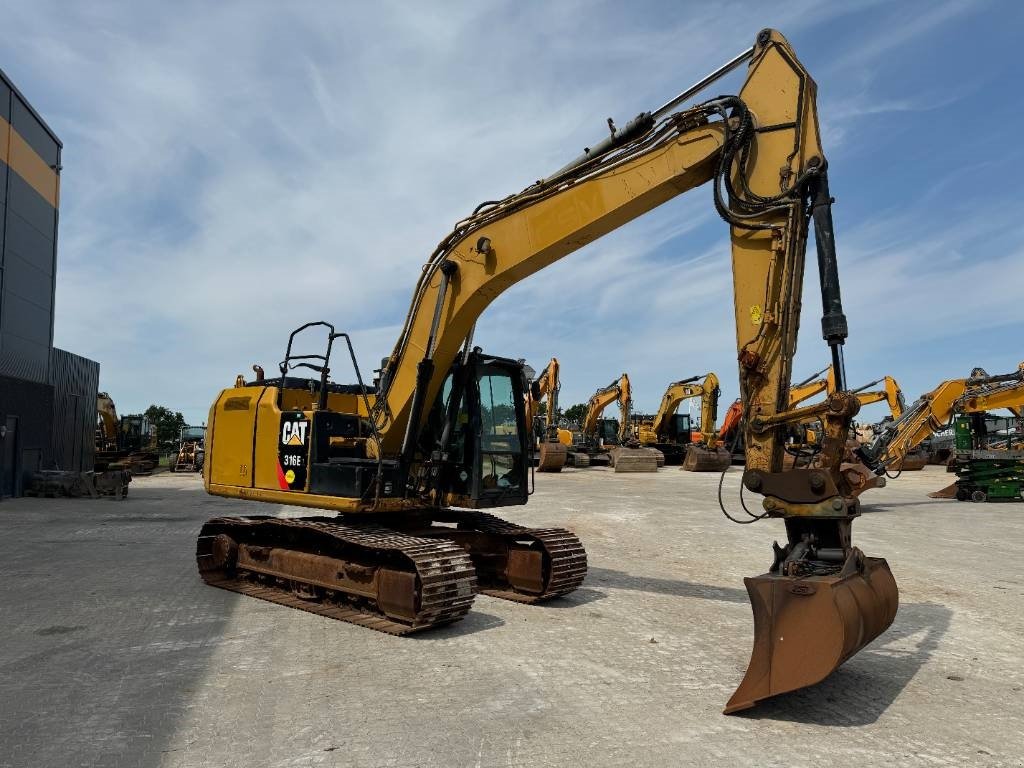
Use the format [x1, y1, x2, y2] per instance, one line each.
[681, 445, 732, 472]
[537, 441, 568, 472]
[725, 550, 898, 713]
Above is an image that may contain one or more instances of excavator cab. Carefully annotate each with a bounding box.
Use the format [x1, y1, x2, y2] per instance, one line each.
[662, 413, 693, 445]
[596, 418, 621, 446]
[423, 352, 530, 507]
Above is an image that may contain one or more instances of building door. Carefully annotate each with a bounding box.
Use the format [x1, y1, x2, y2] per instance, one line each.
[1, 416, 18, 498]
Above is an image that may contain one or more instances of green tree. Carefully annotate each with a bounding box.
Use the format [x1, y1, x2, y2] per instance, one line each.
[144, 405, 188, 447]
[562, 403, 588, 427]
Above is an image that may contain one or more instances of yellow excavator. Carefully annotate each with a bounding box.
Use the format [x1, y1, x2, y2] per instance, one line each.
[198, 30, 896, 714]
[94, 393, 160, 475]
[636, 373, 731, 470]
[859, 364, 1024, 476]
[581, 374, 629, 466]
[527, 358, 569, 472]
[579, 374, 658, 471]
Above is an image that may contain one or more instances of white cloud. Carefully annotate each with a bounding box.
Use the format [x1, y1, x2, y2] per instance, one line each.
[0, 0, 1009, 430]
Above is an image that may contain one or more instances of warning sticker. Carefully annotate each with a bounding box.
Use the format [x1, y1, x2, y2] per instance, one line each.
[277, 412, 310, 490]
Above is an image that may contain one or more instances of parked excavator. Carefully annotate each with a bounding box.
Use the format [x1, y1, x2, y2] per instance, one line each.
[636, 373, 731, 470]
[581, 374, 628, 467]
[527, 358, 568, 472]
[197, 30, 896, 714]
[859, 364, 1024, 478]
[580, 374, 659, 471]
[95, 393, 160, 475]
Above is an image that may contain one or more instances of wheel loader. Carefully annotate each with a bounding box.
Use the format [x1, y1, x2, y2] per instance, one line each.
[198, 29, 898, 714]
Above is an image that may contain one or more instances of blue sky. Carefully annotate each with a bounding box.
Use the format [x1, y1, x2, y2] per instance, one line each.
[4, 0, 1022, 425]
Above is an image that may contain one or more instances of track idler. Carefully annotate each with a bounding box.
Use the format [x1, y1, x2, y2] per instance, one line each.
[682, 444, 732, 472]
[725, 547, 898, 714]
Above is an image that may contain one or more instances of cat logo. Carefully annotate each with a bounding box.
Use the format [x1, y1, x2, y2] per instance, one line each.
[281, 420, 309, 446]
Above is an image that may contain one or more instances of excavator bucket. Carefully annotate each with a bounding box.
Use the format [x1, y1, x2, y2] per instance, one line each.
[537, 442, 568, 472]
[682, 445, 732, 472]
[724, 554, 898, 714]
[928, 481, 959, 499]
[896, 449, 929, 471]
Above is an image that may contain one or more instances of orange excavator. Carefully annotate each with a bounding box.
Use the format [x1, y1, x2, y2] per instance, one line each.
[527, 358, 568, 472]
[197, 30, 896, 714]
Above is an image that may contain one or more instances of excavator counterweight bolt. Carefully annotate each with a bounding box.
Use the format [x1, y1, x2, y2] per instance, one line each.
[744, 472, 763, 492]
[831, 498, 845, 512]
[809, 472, 826, 493]
[763, 498, 777, 512]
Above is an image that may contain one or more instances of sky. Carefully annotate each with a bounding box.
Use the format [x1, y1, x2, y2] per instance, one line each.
[3, 0, 1023, 426]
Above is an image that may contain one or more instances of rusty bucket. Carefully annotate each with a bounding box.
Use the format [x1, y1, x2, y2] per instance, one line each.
[724, 553, 898, 714]
[896, 449, 929, 471]
[537, 442, 568, 472]
[682, 445, 732, 472]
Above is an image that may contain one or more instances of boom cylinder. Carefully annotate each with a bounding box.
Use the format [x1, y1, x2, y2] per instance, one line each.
[399, 261, 458, 473]
[809, 169, 849, 392]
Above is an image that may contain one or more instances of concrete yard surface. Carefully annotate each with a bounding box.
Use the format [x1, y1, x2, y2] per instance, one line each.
[0, 466, 1022, 768]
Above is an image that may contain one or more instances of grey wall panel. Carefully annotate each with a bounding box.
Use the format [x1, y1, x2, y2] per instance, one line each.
[6, 172, 56, 240]
[49, 348, 99, 471]
[0, 374, 53, 495]
[0, 331, 49, 383]
[1, 291, 51, 345]
[4, 211, 54, 276]
[9, 96, 60, 168]
[3, 249, 53, 310]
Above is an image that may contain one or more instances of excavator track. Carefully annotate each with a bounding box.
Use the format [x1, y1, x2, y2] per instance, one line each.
[431, 510, 588, 603]
[196, 516, 477, 635]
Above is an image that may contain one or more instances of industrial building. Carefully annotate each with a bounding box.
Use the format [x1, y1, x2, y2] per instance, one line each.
[0, 68, 98, 498]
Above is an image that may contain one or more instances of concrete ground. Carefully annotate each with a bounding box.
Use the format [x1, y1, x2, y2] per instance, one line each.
[0, 466, 1021, 768]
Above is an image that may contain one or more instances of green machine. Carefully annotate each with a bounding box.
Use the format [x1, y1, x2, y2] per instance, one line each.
[952, 415, 1024, 502]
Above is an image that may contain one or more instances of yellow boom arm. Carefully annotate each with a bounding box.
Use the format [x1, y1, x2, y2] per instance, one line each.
[647, 373, 723, 446]
[528, 358, 561, 430]
[583, 374, 631, 442]
[788, 365, 834, 408]
[851, 375, 905, 421]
